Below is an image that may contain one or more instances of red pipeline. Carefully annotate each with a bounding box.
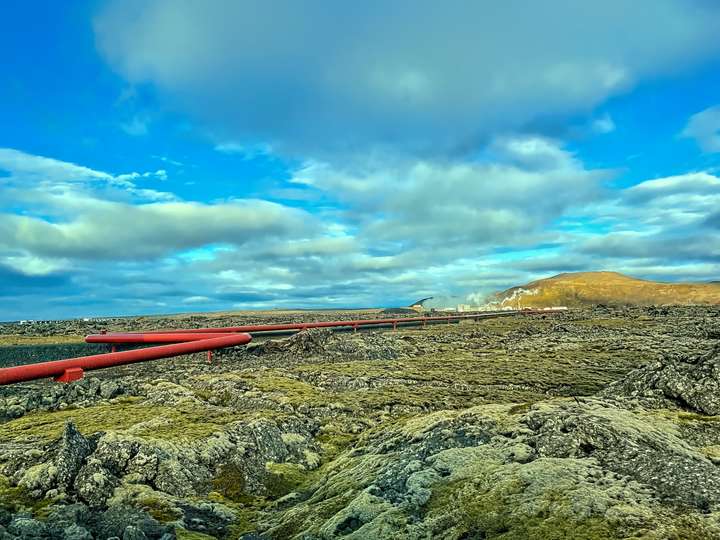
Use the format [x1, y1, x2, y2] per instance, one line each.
[0, 333, 252, 385]
[88, 311, 529, 341]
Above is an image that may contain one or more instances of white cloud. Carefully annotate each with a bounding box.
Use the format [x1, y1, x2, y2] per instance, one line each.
[120, 115, 150, 136]
[592, 113, 616, 134]
[182, 296, 211, 304]
[0, 148, 111, 183]
[292, 137, 608, 248]
[1, 254, 68, 276]
[0, 148, 174, 204]
[0, 199, 316, 260]
[488, 136, 578, 171]
[681, 105, 720, 152]
[0, 149, 318, 263]
[214, 142, 272, 160]
[3, 147, 719, 318]
[152, 155, 184, 167]
[573, 172, 720, 262]
[94, 0, 720, 157]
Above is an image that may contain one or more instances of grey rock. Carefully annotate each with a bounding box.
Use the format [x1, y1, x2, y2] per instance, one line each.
[61, 524, 93, 540]
[6, 405, 25, 419]
[248, 328, 333, 357]
[100, 381, 123, 400]
[96, 507, 167, 540]
[133, 517, 168, 539]
[55, 422, 92, 491]
[603, 343, 720, 414]
[525, 399, 720, 510]
[45, 503, 92, 538]
[122, 526, 147, 540]
[89, 435, 139, 476]
[177, 500, 239, 537]
[7, 517, 47, 539]
[73, 459, 119, 507]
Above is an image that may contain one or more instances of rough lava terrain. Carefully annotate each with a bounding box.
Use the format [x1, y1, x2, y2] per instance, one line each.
[1, 306, 720, 539]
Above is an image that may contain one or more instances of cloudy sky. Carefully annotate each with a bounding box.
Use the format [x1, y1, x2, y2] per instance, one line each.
[2, 1, 720, 320]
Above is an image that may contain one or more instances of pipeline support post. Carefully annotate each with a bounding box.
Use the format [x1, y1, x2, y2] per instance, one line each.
[55, 368, 84, 383]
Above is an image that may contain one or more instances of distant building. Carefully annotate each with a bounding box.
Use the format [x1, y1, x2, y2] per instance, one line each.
[409, 297, 434, 312]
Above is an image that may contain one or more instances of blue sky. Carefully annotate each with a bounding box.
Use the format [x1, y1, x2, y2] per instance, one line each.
[1, 0, 720, 320]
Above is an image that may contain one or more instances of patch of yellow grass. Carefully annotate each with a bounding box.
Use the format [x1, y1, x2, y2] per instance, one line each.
[0, 335, 85, 346]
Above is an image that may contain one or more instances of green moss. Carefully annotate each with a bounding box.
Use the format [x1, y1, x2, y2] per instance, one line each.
[192, 387, 234, 407]
[141, 497, 183, 522]
[211, 463, 249, 503]
[421, 453, 657, 540]
[574, 318, 644, 328]
[664, 514, 720, 540]
[208, 462, 311, 538]
[209, 462, 292, 507]
[205, 491, 264, 539]
[0, 475, 51, 516]
[426, 476, 618, 539]
[508, 403, 533, 415]
[316, 429, 358, 460]
[145, 406, 241, 442]
[0, 399, 241, 443]
[264, 462, 307, 499]
[192, 388, 215, 402]
[677, 412, 720, 423]
[239, 372, 329, 407]
[0, 335, 85, 346]
[224, 507, 263, 539]
[205, 314, 660, 423]
[292, 341, 651, 410]
[175, 528, 218, 540]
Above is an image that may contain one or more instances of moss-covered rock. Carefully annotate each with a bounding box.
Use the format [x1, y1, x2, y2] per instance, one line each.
[2, 306, 720, 538]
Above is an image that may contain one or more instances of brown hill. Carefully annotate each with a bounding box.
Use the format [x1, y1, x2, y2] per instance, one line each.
[488, 271, 720, 308]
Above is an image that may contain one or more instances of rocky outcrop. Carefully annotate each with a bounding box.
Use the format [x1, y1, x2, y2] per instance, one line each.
[525, 399, 720, 509]
[55, 422, 94, 494]
[227, 327, 417, 366]
[263, 399, 720, 538]
[602, 343, 720, 414]
[4, 416, 320, 509]
[247, 328, 334, 357]
[0, 504, 174, 540]
[2, 307, 720, 539]
[0, 379, 138, 422]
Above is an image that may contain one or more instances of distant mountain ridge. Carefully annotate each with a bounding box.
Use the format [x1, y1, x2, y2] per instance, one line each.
[488, 271, 720, 308]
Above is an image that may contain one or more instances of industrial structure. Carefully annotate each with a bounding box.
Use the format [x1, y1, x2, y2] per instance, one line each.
[0, 309, 565, 386]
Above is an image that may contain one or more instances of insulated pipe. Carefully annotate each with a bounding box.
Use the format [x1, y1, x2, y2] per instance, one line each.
[85, 332, 239, 344]
[115, 311, 523, 336]
[86, 310, 564, 344]
[0, 333, 252, 385]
